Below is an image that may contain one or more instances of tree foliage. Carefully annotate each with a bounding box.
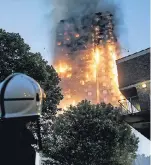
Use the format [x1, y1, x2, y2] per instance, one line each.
[0, 28, 63, 153]
[44, 100, 139, 165]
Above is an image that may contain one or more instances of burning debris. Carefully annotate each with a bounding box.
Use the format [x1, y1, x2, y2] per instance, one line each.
[53, 10, 124, 109]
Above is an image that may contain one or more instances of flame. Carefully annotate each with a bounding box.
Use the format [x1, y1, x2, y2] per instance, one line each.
[55, 62, 72, 78]
[67, 73, 72, 78]
[80, 80, 85, 85]
[57, 63, 67, 73]
[54, 17, 124, 110]
[54, 43, 123, 109]
[94, 48, 100, 65]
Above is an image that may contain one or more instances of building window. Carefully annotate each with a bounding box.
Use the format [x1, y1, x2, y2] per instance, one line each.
[88, 92, 92, 96]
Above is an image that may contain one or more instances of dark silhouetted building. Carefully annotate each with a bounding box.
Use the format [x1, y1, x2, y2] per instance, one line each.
[116, 48, 150, 139]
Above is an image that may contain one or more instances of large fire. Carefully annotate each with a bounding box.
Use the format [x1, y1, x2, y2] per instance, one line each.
[54, 12, 124, 110]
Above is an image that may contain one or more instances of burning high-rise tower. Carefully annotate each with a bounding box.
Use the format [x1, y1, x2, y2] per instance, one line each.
[54, 11, 123, 109]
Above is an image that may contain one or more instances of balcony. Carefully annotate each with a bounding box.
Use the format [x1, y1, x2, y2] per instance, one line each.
[118, 96, 150, 140]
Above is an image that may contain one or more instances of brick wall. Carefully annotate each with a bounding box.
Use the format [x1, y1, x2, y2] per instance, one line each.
[117, 52, 150, 88]
[136, 81, 150, 110]
[116, 49, 150, 111]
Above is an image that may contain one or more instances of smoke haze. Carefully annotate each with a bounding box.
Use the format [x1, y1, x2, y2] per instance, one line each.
[45, 0, 123, 59]
[50, 0, 121, 21]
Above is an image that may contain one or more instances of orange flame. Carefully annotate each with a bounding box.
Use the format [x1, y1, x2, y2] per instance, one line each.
[94, 48, 100, 65]
[55, 62, 72, 78]
[54, 42, 123, 110]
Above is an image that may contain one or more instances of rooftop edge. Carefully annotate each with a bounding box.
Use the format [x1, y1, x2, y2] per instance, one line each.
[116, 48, 150, 64]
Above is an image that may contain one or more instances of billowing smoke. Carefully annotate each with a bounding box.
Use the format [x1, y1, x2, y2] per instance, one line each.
[50, 0, 121, 22]
[45, 0, 123, 60]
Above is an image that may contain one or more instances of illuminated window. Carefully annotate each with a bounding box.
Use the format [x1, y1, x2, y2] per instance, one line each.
[57, 42, 61, 46]
[103, 90, 107, 94]
[75, 34, 80, 38]
[88, 92, 92, 96]
[80, 80, 85, 85]
[67, 95, 71, 99]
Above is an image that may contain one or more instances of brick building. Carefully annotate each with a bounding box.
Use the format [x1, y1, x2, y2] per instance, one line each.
[116, 48, 150, 139]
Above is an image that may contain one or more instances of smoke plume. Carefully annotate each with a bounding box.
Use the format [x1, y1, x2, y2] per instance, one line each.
[45, 0, 123, 60]
[50, 0, 121, 22]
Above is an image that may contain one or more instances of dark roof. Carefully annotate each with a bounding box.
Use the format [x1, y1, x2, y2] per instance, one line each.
[116, 48, 150, 64]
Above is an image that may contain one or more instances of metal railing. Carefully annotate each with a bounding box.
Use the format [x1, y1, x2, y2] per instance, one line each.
[118, 96, 140, 115]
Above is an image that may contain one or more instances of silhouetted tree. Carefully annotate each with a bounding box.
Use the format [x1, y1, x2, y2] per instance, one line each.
[44, 100, 139, 165]
[0, 28, 63, 154]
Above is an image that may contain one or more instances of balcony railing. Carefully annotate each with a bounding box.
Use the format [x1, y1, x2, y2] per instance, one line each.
[118, 96, 140, 115]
